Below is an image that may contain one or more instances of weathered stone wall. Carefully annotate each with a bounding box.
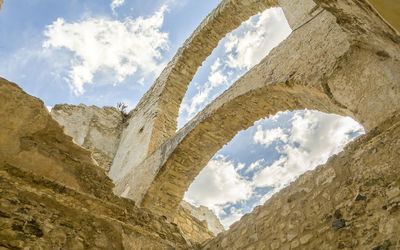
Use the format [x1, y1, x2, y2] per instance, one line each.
[0, 79, 111, 198]
[367, 0, 400, 34]
[49, 103, 222, 240]
[202, 114, 400, 250]
[1, 0, 400, 248]
[180, 201, 224, 236]
[172, 201, 224, 242]
[0, 78, 193, 249]
[174, 203, 215, 243]
[51, 104, 123, 172]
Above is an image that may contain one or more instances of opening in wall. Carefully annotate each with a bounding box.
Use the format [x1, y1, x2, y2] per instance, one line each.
[177, 7, 292, 129]
[184, 110, 364, 230]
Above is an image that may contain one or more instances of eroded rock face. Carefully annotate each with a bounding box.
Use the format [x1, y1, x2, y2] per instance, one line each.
[51, 104, 123, 172]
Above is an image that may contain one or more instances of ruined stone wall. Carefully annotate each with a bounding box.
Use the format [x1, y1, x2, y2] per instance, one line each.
[202, 114, 400, 249]
[1, 0, 400, 248]
[174, 204, 214, 243]
[172, 201, 224, 242]
[131, 0, 400, 217]
[0, 78, 193, 249]
[180, 201, 224, 236]
[51, 104, 123, 172]
[0, 163, 192, 249]
[49, 104, 222, 242]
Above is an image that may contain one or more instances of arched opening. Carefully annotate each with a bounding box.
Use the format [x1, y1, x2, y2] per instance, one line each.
[118, 0, 400, 230]
[184, 110, 364, 229]
[178, 7, 292, 128]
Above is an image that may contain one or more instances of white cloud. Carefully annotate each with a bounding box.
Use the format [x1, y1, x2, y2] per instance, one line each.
[253, 110, 364, 193]
[178, 8, 291, 128]
[245, 159, 265, 174]
[184, 155, 252, 219]
[220, 207, 245, 229]
[43, 6, 169, 95]
[224, 7, 291, 70]
[179, 58, 227, 120]
[185, 111, 363, 229]
[111, 0, 125, 13]
[253, 126, 288, 148]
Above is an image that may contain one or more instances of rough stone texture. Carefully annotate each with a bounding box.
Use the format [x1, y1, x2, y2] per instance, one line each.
[49, 104, 222, 241]
[109, 0, 278, 186]
[173, 203, 215, 243]
[0, 78, 112, 198]
[201, 114, 400, 249]
[181, 201, 224, 236]
[51, 104, 123, 172]
[367, 0, 400, 34]
[0, 78, 192, 249]
[117, 0, 400, 217]
[0, 164, 193, 249]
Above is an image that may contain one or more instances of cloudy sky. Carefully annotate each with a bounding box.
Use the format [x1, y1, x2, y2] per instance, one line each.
[0, 1, 364, 229]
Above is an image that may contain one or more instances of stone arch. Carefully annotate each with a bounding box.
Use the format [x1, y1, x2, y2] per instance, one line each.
[114, 0, 400, 217]
[109, 0, 280, 182]
[108, 0, 400, 223]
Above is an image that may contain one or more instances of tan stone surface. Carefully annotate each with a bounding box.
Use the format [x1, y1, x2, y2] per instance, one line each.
[174, 203, 215, 243]
[51, 104, 123, 172]
[0, 163, 193, 249]
[0, 78, 112, 198]
[0, 78, 192, 249]
[202, 114, 400, 249]
[367, 0, 400, 34]
[181, 201, 224, 236]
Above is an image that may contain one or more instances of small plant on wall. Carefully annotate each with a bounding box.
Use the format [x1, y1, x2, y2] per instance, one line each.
[116, 102, 129, 123]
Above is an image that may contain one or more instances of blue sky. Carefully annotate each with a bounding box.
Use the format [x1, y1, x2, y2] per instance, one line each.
[0, 1, 364, 229]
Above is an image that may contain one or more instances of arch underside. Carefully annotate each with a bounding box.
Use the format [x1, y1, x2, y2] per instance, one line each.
[115, 0, 400, 217]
